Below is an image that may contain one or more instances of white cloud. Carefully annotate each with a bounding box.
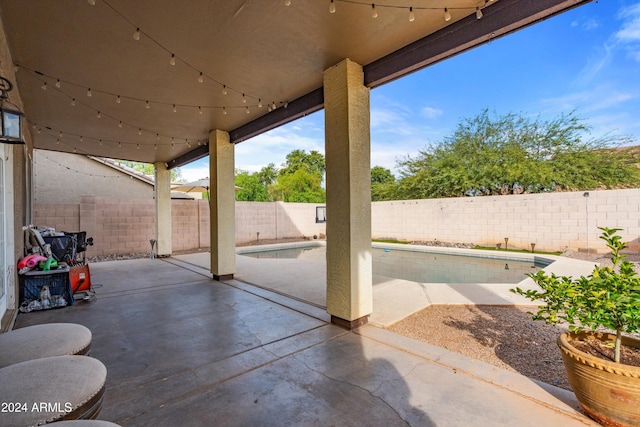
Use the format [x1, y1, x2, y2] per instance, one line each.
[420, 106, 443, 119]
[615, 2, 640, 61]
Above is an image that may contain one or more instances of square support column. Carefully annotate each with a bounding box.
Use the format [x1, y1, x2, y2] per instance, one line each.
[209, 130, 236, 281]
[324, 58, 372, 328]
[154, 162, 172, 257]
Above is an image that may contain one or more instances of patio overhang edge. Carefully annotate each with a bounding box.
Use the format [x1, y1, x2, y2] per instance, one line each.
[167, 0, 592, 170]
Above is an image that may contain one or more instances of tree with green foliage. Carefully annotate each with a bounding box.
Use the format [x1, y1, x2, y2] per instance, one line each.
[371, 166, 398, 201]
[235, 169, 270, 201]
[394, 109, 639, 199]
[118, 160, 182, 182]
[270, 168, 325, 202]
[279, 149, 325, 180]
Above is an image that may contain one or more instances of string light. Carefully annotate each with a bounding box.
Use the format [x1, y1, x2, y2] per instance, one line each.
[444, 8, 451, 21]
[96, 111, 101, 118]
[87, 0, 96, 5]
[41, 82, 47, 90]
[169, 54, 176, 66]
[222, 107, 227, 115]
[242, 94, 247, 103]
[284, 0, 291, 6]
[222, 85, 227, 95]
[133, 28, 141, 40]
[198, 106, 203, 114]
[118, 121, 123, 128]
[55, 79, 61, 88]
[70, 98, 76, 106]
[145, 100, 150, 109]
[476, 6, 483, 19]
[409, 6, 415, 22]
[173, 104, 177, 112]
[330, 0, 336, 14]
[87, 88, 92, 97]
[371, 4, 378, 18]
[198, 72, 204, 83]
[245, 106, 250, 114]
[116, 95, 121, 104]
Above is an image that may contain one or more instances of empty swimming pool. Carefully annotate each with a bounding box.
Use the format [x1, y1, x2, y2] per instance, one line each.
[239, 245, 549, 284]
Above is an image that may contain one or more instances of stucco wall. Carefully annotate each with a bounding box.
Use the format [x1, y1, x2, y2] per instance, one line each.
[34, 150, 154, 204]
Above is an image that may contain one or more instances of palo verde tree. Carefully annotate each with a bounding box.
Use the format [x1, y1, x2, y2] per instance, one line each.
[395, 109, 639, 199]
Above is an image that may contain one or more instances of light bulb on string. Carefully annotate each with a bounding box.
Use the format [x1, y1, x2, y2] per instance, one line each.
[133, 28, 141, 40]
[476, 7, 483, 19]
[242, 94, 247, 103]
[136, 144, 140, 149]
[173, 104, 177, 112]
[156, 133, 160, 140]
[70, 98, 76, 106]
[56, 138, 60, 145]
[118, 121, 123, 128]
[371, 4, 378, 18]
[145, 101, 150, 109]
[80, 136, 83, 142]
[55, 79, 61, 88]
[154, 144, 158, 150]
[284, 0, 291, 6]
[272, 101, 277, 110]
[258, 99, 263, 108]
[118, 142, 122, 148]
[329, 0, 336, 14]
[116, 95, 121, 104]
[198, 106, 203, 115]
[138, 128, 142, 135]
[41, 82, 47, 90]
[222, 85, 227, 95]
[444, 8, 451, 21]
[409, 7, 415, 22]
[99, 139, 103, 146]
[87, 88, 92, 97]
[96, 111, 101, 118]
[169, 54, 176, 66]
[198, 72, 204, 83]
[87, 0, 96, 5]
[58, 131, 63, 138]
[222, 107, 227, 115]
[246, 106, 250, 114]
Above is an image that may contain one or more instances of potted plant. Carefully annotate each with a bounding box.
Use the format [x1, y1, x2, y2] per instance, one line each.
[511, 227, 640, 427]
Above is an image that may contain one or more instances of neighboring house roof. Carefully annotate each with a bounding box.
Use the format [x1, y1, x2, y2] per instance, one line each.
[88, 157, 194, 199]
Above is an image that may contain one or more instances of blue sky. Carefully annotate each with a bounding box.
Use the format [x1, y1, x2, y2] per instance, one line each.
[180, 0, 640, 182]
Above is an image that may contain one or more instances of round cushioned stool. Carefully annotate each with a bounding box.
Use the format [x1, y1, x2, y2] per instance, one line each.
[0, 355, 107, 426]
[0, 323, 92, 368]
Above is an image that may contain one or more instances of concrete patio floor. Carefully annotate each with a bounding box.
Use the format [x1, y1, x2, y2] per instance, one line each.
[12, 257, 598, 426]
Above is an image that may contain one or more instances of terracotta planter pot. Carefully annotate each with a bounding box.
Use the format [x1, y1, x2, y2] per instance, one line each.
[558, 331, 640, 427]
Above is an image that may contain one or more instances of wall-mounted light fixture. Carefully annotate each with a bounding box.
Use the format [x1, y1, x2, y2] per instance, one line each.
[0, 76, 24, 144]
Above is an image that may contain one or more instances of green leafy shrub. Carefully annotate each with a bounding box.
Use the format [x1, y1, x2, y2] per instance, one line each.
[511, 227, 640, 363]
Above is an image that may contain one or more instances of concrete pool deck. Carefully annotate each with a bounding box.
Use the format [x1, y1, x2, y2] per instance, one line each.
[12, 257, 599, 426]
[174, 242, 597, 327]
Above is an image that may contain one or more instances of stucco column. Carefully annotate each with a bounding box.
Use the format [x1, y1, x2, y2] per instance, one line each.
[154, 162, 172, 257]
[209, 129, 236, 280]
[324, 58, 372, 329]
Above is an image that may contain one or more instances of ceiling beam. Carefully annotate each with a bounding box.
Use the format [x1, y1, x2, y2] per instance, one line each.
[168, 0, 591, 169]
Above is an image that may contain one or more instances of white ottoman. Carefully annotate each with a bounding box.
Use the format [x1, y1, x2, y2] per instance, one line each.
[0, 323, 92, 368]
[0, 355, 107, 426]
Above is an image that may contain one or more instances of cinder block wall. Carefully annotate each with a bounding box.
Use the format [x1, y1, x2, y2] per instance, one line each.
[33, 189, 640, 256]
[372, 189, 640, 253]
[34, 199, 325, 256]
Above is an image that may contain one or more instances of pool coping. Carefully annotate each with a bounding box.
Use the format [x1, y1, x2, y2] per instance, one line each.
[235, 241, 598, 327]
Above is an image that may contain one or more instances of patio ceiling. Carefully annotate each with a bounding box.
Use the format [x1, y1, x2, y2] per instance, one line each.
[0, 0, 589, 168]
